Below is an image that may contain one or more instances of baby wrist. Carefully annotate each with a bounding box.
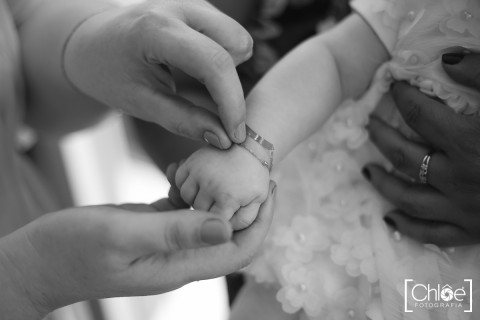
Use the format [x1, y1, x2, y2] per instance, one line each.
[237, 125, 275, 172]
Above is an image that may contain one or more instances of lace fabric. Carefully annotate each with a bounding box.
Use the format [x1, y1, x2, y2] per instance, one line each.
[246, 0, 480, 319]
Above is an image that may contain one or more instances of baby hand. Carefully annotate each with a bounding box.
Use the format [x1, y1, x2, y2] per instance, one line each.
[173, 145, 270, 230]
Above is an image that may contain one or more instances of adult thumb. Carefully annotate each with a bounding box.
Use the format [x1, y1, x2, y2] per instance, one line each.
[121, 211, 233, 254]
[442, 52, 480, 90]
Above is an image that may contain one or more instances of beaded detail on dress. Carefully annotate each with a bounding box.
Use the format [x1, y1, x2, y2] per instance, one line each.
[246, 0, 480, 319]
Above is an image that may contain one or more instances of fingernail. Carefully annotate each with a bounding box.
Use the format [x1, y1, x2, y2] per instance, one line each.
[384, 216, 397, 230]
[362, 167, 371, 181]
[442, 53, 464, 65]
[235, 122, 246, 142]
[201, 219, 231, 245]
[203, 131, 223, 149]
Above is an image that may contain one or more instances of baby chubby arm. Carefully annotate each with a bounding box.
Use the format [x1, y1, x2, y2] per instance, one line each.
[246, 13, 390, 163]
[174, 14, 389, 230]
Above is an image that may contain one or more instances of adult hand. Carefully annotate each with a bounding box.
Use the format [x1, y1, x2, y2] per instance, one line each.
[64, 0, 253, 149]
[364, 53, 480, 246]
[0, 182, 276, 320]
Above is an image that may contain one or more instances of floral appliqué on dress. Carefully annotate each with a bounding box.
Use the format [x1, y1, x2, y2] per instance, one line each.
[246, 0, 480, 319]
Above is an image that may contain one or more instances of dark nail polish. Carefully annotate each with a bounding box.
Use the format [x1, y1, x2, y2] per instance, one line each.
[384, 216, 397, 229]
[442, 53, 464, 65]
[362, 168, 371, 181]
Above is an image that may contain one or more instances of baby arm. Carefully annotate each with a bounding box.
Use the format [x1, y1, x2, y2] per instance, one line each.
[246, 13, 390, 162]
[174, 145, 270, 231]
[175, 14, 390, 229]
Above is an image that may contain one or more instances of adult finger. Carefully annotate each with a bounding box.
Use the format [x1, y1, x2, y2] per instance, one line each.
[193, 190, 215, 212]
[442, 53, 480, 90]
[116, 211, 233, 254]
[182, 181, 277, 279]
[210, 201, 238, 222]
[363, 165, 458, 223]
[230, 203, 261, 231]
[151, 199, 178, 211]
[108, 199, 182, 213]
[156, 24, 246, 143]
[384, 210, 472, 247]
[130, 86, 232, 149]
[368, 116, 453, 190]
[392, 82, 463, 151]
[117, 203, 159, 212]
[183, 5, 253, 66]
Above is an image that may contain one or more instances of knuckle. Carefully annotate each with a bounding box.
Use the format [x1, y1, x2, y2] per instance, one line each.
[129, 9, 177, 46]
[165, 221, 184, 251]
[232, 216, 253, 231]
[174, 118, 194, 138]
[134, 10, 175, 32]
[217, 192, 236, 207]
[209, 49, 234, 73]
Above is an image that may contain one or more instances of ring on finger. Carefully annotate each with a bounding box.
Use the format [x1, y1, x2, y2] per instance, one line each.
[418, 151, 434, 185]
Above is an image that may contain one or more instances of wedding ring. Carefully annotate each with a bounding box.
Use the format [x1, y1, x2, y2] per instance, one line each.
[418, 152, 434, 185]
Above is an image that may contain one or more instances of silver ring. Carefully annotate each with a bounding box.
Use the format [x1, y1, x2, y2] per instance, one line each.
[419, 152, 434, 185]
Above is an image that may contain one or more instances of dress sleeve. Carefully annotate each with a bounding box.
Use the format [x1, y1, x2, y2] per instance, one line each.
[349, 0, 402, 54]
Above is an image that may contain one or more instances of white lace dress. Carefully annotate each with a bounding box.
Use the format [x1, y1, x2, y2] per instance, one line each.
[246, 0, 480, 319]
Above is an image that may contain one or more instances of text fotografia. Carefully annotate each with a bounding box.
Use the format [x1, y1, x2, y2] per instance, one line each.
[404, 279, 473, 313]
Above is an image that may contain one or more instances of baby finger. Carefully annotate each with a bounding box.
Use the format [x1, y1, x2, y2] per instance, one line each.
[230, 203, 261, 231]
[193, 190, 214, 212]
[180, 179, 199, 206]
[210, 201, 239, 222]
[175, 160, 189, 188]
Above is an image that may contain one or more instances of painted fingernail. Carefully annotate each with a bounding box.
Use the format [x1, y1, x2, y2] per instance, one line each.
[235, 122, 246, 142]
[203, 131, 223, 149]
[201, 219, 231, 245]
[384, 216, 397, 230]
[442, 53, 464, 65]
[362, 167, 371, 181]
